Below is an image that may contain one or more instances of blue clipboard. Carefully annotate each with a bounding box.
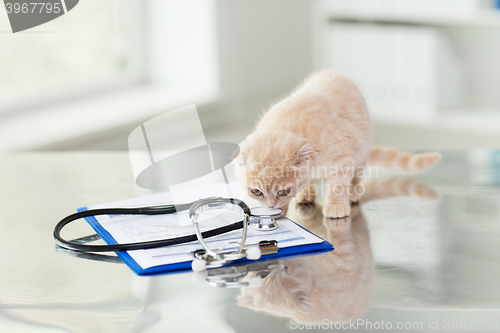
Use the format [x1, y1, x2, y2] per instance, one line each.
[78, 207, 334, 276]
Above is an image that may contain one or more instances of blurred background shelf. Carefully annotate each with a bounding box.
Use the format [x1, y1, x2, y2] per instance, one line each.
[313, 0, 500, 146]
[375, 109, 500, 131]
[323, 9, 500, 27]
[372, 110, 500, 149]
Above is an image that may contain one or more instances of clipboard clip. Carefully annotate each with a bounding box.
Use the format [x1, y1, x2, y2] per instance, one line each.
[192, 240, 278, 271]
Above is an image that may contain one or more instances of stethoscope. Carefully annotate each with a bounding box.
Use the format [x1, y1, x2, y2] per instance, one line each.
[54, 197, 284, 271]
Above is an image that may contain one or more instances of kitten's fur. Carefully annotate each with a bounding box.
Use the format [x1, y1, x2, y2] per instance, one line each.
[235, 70, 441, 218]
[237, 177, 440, 323]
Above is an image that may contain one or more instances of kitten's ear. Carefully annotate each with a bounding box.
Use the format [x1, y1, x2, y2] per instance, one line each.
[293, 143, 313, 167]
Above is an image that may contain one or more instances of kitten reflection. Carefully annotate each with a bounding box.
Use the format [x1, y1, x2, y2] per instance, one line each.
[238, 204, 370, 322]
[237, 177, 439, 323]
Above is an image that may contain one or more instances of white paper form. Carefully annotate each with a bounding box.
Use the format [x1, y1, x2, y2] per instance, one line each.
[86, 183, 325, 269]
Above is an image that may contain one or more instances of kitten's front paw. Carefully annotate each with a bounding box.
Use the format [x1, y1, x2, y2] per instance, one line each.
[323, 203, 351, 218]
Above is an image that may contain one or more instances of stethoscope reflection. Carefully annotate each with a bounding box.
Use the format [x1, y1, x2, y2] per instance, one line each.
[233, 177, 440, 323]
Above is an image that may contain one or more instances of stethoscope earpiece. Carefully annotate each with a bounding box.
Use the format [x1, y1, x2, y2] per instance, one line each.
[191, 246, 262, 272]
[245, 246, 262, 260]
[191, 258, 207, 272]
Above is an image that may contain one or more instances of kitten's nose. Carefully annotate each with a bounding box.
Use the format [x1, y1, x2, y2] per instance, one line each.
[267, 198, 277, 208]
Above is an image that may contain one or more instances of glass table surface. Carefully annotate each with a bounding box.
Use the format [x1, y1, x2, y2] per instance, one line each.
[0, 151, 499, 333]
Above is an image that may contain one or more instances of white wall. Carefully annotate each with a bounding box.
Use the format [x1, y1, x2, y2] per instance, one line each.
[214, 0, 313, 119]
[145, 0, 219, 92]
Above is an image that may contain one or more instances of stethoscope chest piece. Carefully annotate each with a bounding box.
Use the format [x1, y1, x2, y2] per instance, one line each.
[250, 207, 283, 231]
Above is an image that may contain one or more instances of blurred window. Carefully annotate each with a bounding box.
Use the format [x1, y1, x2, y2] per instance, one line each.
[0, 0, 140, 113]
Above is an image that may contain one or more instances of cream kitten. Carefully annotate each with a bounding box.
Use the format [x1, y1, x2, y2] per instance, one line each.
[237, 177, 440, 323]
[235, 70, 441, 218]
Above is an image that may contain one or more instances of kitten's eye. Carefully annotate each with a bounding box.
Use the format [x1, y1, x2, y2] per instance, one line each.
[277, 188, 291, 197]
[250, 189, 263, 197]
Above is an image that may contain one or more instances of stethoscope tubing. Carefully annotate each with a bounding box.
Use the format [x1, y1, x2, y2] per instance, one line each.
[53, 202, 244, 252]
[53, 198, 253, 253]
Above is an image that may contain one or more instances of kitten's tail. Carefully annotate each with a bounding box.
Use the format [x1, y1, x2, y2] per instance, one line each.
[369, 146, 441, 172]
